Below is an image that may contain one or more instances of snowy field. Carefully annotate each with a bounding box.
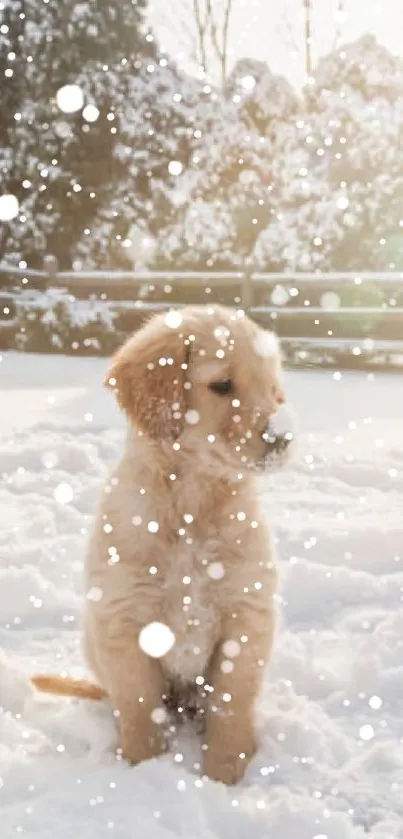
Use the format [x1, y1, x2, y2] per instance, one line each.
[0, 351, 402, 839]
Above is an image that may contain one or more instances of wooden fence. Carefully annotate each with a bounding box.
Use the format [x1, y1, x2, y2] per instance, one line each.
[1, 256, 403, 365]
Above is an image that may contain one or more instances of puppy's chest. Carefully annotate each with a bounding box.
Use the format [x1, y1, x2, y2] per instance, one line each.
[159, 542, 224, 682]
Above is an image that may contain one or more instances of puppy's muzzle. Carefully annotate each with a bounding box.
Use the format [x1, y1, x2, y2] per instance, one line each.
[262, 429, 293, 456]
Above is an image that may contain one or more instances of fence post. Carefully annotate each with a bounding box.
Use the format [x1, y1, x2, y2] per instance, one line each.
[42, 254, 59, 289]
[240, 263, 254, 310]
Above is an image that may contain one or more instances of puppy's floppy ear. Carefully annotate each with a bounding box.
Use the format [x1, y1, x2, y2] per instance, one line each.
[105, 315, 189, 439]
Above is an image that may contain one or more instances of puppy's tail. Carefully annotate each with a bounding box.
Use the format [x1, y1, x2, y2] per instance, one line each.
[31, 674, 107, 701]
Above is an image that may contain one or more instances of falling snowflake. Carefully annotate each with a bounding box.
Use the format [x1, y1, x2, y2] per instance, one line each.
[185, 409, 200, 425]
[164, 310, 183, 329]
[359, 724, 375, 741]
[147, 521, 159, 533]
[82, 104, 100, 123]
[168, 161, 183, 176]
[241, 75, 256, 90]
[253, 331, 279, 358]
[42, 452, 59, 469]
[363, 338, 374, 351]
[0, 194, 19, 222]
[337, 196, 349, 210]
[56, 84, 84, 114]
[151, 707, 168, 724]
[140, 236, 156, 251]
[54, 483, 74, 504]
[270, 285, 289, 306]
[222, 640, 241, 658]
[207, 562, 225, 580]
[214, 326, 230, 342]
[87, 587, 103, 602]
[54, 121, 73, 139]
[139, 622, 175, 658]
[320, 291, 340, 310]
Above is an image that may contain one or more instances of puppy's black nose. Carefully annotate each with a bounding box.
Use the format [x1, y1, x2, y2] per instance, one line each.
[262, 430, 293, 455]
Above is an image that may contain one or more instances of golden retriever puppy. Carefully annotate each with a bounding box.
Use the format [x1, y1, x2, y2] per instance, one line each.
[32, 304, 292, 785]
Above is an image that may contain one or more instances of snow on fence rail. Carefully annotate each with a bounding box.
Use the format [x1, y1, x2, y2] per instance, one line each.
[1, 256, 403, 364]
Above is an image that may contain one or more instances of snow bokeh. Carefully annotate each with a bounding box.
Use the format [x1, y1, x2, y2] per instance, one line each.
[241, 75, 256, 91]
[164, 310, 183, 329]
[168, 161, 184, 176]
[0, 193, 19, 222]
[184, 409, 200, 425]
[206, 561, 225, 581]
[0, 352, 402, 838]
[82, 104, 100, 123]
[54, 482, 74, 505]
[252, 330, 279, 359]
[56, 84, 84, 114]
[139, 622, 176, 659]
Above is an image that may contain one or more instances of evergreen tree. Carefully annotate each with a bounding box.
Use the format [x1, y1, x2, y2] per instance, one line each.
[76, 55, 214, 269]
[0, 0, 154, 267]
[254, 36, 403, 272]
[157, 59, 298, 269]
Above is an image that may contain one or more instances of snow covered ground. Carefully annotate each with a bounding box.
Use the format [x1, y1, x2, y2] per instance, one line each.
[0, 351, 402, 839]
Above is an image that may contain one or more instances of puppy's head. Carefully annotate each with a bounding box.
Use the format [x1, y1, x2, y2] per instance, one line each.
[106, 305, 293, 473]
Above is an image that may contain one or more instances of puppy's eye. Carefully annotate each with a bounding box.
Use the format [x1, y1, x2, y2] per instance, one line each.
[209, 379, 234, 396]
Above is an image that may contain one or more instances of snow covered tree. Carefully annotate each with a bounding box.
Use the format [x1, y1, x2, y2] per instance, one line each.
[0, 0, 43, 263]
[254, 36, 403, 272]
[0, 0, 155, 268]
[76, 58, 217, 269]
[224, 58, 298, 135]
[156, 59, 298, 269]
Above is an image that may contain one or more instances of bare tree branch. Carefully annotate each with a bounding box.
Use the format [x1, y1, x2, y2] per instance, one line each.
[207, 1, 221, 74]
[277, 0, 346, 78]
[332, 0, 346, 50]
[303, 0, 313, 77]
[156, 0, 200, 67]
[158, 0, 343, 85]
[193, 0, 209, 73]
[160, 0, 234, 85]
[202, 0, 233, 85]
[220, 0, 233, 85]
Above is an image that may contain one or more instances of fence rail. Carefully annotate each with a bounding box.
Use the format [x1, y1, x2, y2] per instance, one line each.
[3, 258, 403, 287]
[1, 257, 403, 365]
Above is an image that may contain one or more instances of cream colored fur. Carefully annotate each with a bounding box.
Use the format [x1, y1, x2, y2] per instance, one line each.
[32, 304, 290, 785]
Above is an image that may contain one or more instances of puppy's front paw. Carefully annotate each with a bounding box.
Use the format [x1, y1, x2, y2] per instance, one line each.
[203, 745, 255, 785]
[202, 712, 257, 784]
[120, 721, 166, 766]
